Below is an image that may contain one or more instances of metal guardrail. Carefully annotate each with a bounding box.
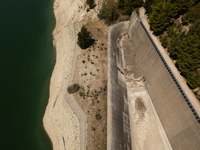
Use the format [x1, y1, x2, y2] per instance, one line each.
[133, 11, 200, 124]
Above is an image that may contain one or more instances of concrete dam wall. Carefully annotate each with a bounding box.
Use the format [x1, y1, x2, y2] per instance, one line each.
[108, 12, 200, 150]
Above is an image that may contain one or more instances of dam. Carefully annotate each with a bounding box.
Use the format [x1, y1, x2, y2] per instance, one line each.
[107, 12, 200, 150]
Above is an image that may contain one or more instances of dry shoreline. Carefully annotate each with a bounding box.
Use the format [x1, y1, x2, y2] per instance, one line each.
[43, 0, 87, 149]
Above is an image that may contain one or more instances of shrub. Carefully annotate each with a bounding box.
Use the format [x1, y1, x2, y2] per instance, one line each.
[95, 112, 102, 120]
[86, 8, 90, 12]
[77, 26, 95, 49]
[67, 84, 80, 94]
[86, 0, 95, 9]
[92, 127, 96, 131]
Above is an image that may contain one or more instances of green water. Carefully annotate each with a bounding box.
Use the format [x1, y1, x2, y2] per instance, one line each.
[0, 0, 55, 149]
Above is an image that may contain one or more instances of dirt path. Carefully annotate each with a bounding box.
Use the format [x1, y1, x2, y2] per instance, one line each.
[139, 7, 200, 115]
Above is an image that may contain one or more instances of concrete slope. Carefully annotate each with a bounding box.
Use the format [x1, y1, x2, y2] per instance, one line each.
[108, 21, 132, 150]
[128, 12, 200, 150]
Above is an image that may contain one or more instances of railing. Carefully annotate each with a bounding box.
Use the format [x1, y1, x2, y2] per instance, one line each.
[133, 11, 200, 124]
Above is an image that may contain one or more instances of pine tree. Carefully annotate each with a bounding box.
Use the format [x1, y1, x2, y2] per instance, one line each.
[149, 2, 168, 34]
[77, 26, 94, 49]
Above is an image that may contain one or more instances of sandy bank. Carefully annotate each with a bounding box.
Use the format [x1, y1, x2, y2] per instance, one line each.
[43, 0, 87, 149]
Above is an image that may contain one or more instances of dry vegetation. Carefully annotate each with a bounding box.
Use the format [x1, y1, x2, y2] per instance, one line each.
[72, 17, 108, 150]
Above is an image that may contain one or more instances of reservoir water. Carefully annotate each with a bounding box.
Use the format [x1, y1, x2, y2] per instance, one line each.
[0, 0, 55, 149]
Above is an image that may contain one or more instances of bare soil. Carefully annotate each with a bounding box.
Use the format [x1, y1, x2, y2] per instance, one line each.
[72, 17, 108, 150]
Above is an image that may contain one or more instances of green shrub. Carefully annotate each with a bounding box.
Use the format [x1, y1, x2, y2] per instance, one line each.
[67, 84, 80, 94]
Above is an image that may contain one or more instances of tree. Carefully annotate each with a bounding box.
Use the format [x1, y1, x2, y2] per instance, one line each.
[160, 35, 168, 48]
[144, 0, 154, 16]
[98, 0, 119, 25]
[77, 26, 94, 49]
[164, 1, 178, 21]
[118, 0, 143, 15]
[149, 2, 168, 35]
[86, 0, 95, 9]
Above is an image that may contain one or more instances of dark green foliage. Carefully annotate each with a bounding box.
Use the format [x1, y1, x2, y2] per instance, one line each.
[187, 19, 200, 37]
[187, 73, 200, 89]
[144, 0, 154, 16]
[168, 20, 200, 89]
[164, 1, 178, 21]
[182, 2, 200, 24]
[145, 0, 200, 92]
[145, 0, 197, 34]
[167, 25, 175, 38]
[160, 35, 168, 48]
[168, 35, 182, 59]
[67, 84, 80, 94]
[77, 26, 94, 49]
[86, 0, 95, 9]
[118, 0, 143, 15]
[149, 2, 168, 34]
[98, 0, 119, 25]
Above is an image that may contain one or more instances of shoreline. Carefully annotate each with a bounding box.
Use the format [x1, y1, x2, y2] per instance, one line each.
[43, 0, 87, 149]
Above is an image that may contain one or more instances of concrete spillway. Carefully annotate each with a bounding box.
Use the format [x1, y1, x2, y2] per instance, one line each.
[107, 12, 200, 150]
